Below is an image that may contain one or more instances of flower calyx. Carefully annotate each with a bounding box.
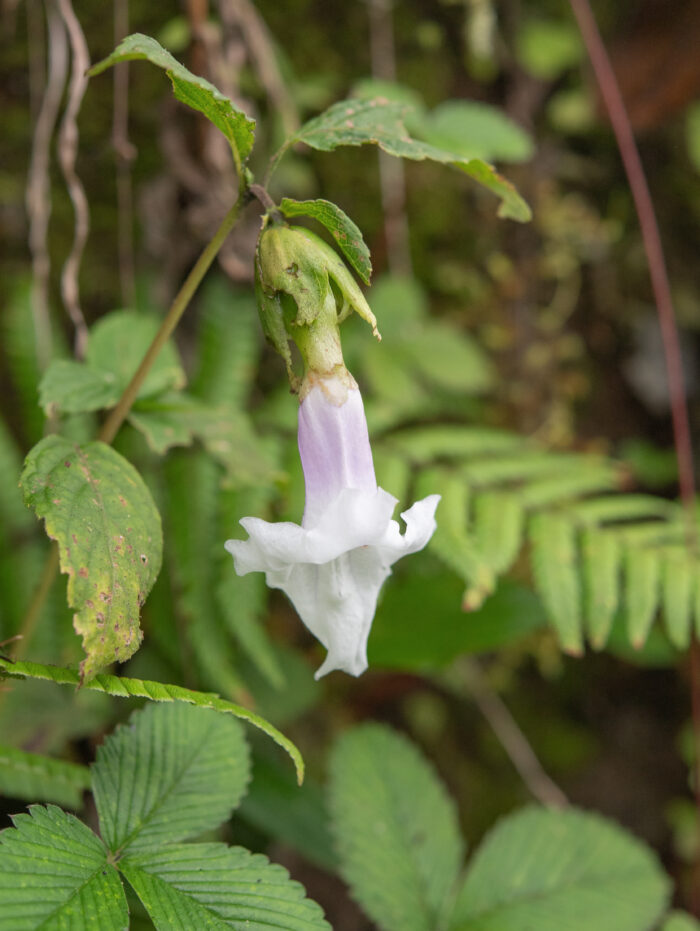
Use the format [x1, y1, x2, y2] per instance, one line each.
[255, 221, 380, 390]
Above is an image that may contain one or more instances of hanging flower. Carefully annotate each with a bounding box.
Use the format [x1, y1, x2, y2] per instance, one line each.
[225, 370, 439, 678]
[226, 219, 439, 678]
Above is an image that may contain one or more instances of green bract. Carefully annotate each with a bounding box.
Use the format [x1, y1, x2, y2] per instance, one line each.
[255, 223, 379, 387]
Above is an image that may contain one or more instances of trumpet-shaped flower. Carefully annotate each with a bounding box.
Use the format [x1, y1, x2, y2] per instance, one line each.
[225, 371, 439, 679]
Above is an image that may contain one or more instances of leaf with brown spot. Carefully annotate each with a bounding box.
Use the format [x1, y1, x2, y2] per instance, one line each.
[20, 436, 162, 681]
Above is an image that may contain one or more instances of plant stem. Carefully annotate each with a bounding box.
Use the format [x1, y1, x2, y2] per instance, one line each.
[12, 189, 250, 661]
[98, 191, 249, 444]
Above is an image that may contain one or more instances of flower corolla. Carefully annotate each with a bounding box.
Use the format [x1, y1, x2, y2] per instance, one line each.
[225, 371, 439, 679]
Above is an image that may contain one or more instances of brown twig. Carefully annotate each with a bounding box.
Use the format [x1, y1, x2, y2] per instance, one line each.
[26, 0, 68, 371]
[447, 659, 568, 808]
[569, 0, 700, 912]
[56, 0, 90, 358]
[112, 0, 137, 308]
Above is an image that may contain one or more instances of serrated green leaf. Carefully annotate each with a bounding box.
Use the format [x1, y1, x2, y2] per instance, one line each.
[0, 658, 304, 784]
[293, 98, 531, 221]
[89, 34, 255, 165]
[39, 359, 120, 414]
[0, 804, 128, 931]
[93, 702, 249, 856]
[328, 723, 464, 931]
[0, 745, 91, 808]
[448, 806, 669, 931]
[417, 469, 493, 608]
[120, 843, 330, 930]
[21, 436, 162, 680]
[530, 512, 582, 654]
[662, 548, 694, 650]
[39, 311, 186, 417]
[128, 394, 200, 454]
[624, 547, 661, 649]
[421, 100, 534, 163]
[473, 491, 523, 574]
[582, 529, 621, 649]
[280, 197, 372, 284]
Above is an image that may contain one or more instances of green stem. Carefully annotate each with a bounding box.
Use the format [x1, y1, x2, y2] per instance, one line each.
[11, 189, 251, 663]
[263, 140, 292, 188]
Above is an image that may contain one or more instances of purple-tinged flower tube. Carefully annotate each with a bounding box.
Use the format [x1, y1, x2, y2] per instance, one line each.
[225, 371, 440, 679]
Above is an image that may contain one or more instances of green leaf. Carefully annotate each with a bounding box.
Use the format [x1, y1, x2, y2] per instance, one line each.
[280, 197, 372, 284]
[39, 311, 186, 416]
[0, 804, 128, 931]
[662, 548, 694, 650]
[663, 912, 700, 931]
[473, 491, 523, 575]
[448, 806, 669, 931]
[390, 426, 523, 464]
[328, 723, 464, 931]
[120, 843, 330, 930]
[128, 394, 201, 454]
[516, 19, 584, 79]
[582, 529, 621, 649]
[93, 702, 250, 856]
[21, 436, 163, 680]
[0, 658, 304, 784]
[293, 98, 531, 222]
[0, 745, 91, 809]
[624, 547, 661, 649]
[421, 100, 534, 163]
[89, 34, 255, 165]
[530, 512, 583, 655]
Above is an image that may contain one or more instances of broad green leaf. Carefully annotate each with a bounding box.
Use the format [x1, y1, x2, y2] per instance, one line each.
[129, 394, 200, 453]
[280, 197, 372, 284]
[582, 529, 621, 649]
[662, 548, 694, 649]
[0, 804, 128, 931]
[448, 806, 669, 931]
[120, 843, 330, 930]
[293, 98, 531, 222]
[663, 912, 700, 931]
[624, 547, 661, 648]
[39, 359, 119, 414]
[0, 745, 90, 809]
[530, 512, 582, 655]
[328, 723, 464, 931]
[21, 436, 162, 680]
[87, 310, 186, 400]
[93, 702, 249, 856]
[421, 100, 533, 163]
[39, 311, 185, 416]
[89, 34, 255, 165]
[0, 658, 304, 784]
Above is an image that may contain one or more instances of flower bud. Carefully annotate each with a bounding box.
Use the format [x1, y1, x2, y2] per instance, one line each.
[255, 223, 379, 388]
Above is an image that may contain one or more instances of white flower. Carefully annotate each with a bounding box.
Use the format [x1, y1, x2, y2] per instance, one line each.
[225, 371, 440, 679]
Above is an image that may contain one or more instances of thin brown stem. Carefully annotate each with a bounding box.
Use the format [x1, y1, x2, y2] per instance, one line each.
[12, 545, 60, 663]
[112, 0, 137, 308]
[56, 0, 90, 358]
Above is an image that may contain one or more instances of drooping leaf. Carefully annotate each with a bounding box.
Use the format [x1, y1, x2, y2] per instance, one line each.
[530, 511, 582, 655]
[0, 658, 304, 784]
[448, 806, 669, 931]
[21, 436, 163, 680]
[89, 33, 256, 165]
[328, 723, 464, 931]
[292, 98, 531, 221]
[93, 702, 250, 856]
[280, 197, 372, 284]
[120, 843, 330, 930]
[0, 745, 90, 809]
[0, 804, 128, 931]
[624, 546, 662, 649]
[582, 529, 621, 649]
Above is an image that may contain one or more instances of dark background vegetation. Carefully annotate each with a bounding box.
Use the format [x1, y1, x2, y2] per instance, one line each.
[2, 0, 700, 925]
